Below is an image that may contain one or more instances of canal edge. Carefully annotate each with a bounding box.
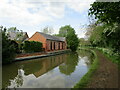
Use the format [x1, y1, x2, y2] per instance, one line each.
[73, 49, 99, 88]
[14, 49, 71, 62]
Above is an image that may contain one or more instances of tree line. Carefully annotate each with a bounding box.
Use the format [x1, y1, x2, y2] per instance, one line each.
[85, 1, 120, 63]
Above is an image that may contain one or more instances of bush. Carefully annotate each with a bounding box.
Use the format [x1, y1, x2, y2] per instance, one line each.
[23, 41, 43, 53]
[10, 40, 20, 53]
[2, 28, 16, 64]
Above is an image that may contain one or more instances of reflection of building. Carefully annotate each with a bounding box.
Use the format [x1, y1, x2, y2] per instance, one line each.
[28, 32, 67, 51]
[34, 54, 67, 77]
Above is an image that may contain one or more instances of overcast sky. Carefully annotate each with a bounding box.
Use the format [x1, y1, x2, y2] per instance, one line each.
[0, 0, 95, 38]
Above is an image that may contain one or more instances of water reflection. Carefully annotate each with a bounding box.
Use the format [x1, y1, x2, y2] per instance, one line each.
[8, 69, 24, 88]
[2, 50, 94, 88]
[59, 52, 79, 75]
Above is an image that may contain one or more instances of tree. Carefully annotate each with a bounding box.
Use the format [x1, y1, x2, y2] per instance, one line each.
[89, 2, 120, 24]
[7, 27, 24, 43]
[58, 25, 79, 51]
[2, 27, 16, 64]
[79, 38, 91, 47]
[88, 2, 120, 54]
[66, 29, 79, 51]
[59, 25, 72, 37]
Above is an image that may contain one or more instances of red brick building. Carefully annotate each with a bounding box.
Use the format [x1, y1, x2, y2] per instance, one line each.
[28, 32, 67, 51]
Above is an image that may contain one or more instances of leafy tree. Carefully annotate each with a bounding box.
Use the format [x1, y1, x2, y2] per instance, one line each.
[59, 25, 72, 37]
[1, 27, 16, 64]
[88, 2, 120, 54]
[89, 2, 120, 24]
[79, 38, 91, 47]
[58, 25, 79, 51]
[7, 27, 24, 43]
[66, 29, 79, 51]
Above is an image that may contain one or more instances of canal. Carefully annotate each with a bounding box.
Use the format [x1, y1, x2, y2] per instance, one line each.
[2, 50, 94, 88]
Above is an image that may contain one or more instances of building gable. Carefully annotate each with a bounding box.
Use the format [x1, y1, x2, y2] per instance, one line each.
[28, 32, 46, 48]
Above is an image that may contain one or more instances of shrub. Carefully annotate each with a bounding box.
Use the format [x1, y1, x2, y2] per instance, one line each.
[10, 40, 20, 53]
[23, 41, 43, 53]
[2, 28, 16, 64]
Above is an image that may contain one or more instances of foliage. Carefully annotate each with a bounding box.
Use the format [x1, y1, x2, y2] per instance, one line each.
[87, 23, 120, 54]
[89, 2, 120, 24]
[58, 25, 79, 51]
[88, 25, 104, 47]
[23, 41, 43, 53]
[7, 27, 24, 43]
[59, 25, 73, 37]
[66, 28, 79, 51]
[96, 47, 120, 64]
[74, 49, 99, 88]
[79, 38, 91, 47]
[10, 40, 20, 53]
[1, 27, 16, 64]
[88, 2, 120, 62]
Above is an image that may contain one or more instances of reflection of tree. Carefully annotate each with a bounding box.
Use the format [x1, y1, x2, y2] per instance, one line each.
[14, 69, 24, 87]
[59, 52, 79, 75]
[7, 69, 24, 88]
[2, 64, 19, 88]
[77, 50, 94, 65]
[77, 50, 95, 68]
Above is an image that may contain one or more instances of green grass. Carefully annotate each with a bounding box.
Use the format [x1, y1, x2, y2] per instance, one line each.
[73, 49, 99, 88]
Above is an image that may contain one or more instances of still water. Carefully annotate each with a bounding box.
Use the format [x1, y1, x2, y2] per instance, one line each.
[2, 50, 94, 88]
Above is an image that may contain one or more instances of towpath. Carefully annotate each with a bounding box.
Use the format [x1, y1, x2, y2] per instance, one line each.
[86, 50, 119, 88]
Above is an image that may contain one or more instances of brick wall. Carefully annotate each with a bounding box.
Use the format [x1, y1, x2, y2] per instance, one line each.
[28, 32, 67, 51]
[28, 32, 46, 50]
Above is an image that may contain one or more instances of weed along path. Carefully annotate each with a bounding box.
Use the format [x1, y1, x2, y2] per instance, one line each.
[86, 50, 118, 88]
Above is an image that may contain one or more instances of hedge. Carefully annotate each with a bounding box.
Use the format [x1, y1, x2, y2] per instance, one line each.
[23, 41, 43, 53]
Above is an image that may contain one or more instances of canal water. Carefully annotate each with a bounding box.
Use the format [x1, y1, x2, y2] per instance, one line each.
[2, 50, 94, 88]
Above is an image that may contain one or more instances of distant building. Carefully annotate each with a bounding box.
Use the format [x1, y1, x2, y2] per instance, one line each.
[8, 32, 29, 42]
[28, 32, 67, 51]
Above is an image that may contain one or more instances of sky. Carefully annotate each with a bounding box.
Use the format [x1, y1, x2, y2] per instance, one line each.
[0, 0, 95, 38]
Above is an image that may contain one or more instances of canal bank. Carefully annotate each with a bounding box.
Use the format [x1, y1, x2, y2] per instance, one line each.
[74, 49, 99, 88]
[74, 48, 119, 88]
[86, 50, 118, 88]
[14, 49, 71, 62]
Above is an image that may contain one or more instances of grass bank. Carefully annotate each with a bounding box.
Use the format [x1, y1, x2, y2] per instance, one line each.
[73, 48, 99, 88]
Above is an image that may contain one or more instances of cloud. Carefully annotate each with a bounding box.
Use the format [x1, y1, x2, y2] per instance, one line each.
[0, 0, 95, 38]
[0, 0, 53, 26]
[0, 0, 95, 26]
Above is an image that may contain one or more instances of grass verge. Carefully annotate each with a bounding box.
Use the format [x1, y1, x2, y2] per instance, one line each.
[73, 49, 99, 88]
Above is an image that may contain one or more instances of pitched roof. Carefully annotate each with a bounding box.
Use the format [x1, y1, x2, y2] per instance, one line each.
[8, 32, 28, 40]
[38, 32, 65, 42]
